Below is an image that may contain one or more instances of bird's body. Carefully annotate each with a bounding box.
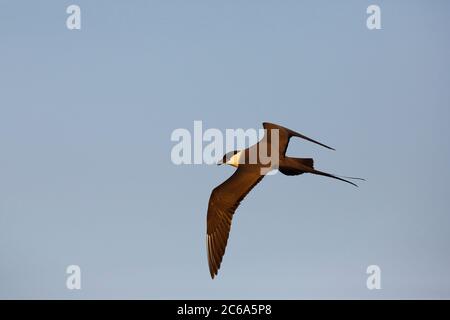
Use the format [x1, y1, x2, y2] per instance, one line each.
[206, 122, 362, 279]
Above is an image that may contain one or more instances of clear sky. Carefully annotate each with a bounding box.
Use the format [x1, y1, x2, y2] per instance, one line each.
[1, 0, 449, 298]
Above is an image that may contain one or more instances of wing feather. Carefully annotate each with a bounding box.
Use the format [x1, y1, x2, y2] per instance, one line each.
[263, 122, 334, 155]
[206, 166, 264, 278]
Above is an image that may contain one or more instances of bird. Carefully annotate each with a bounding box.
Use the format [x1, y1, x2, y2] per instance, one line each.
[206, 122, 363, 279]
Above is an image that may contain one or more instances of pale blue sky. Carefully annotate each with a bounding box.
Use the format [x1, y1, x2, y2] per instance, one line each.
[0, 0, 449, 298]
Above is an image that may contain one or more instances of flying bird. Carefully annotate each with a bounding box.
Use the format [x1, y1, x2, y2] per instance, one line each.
[206, 122, 363, 279]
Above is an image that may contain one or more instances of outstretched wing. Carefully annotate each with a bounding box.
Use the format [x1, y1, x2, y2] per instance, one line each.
[206, 165, 264, 279]
[263, 122, 335, 156]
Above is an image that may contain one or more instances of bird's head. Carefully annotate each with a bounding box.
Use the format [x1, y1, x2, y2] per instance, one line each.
[217, 150, 242, 168]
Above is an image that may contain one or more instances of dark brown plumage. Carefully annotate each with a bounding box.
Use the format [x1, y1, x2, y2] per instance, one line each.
[206, 122, 362, 279]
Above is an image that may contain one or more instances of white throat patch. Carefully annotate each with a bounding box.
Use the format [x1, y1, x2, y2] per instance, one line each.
[226, 151, 242, 168]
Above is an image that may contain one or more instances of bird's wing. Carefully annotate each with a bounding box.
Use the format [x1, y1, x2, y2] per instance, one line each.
[262, 122, 335, 156]
[206, 165, 264, 279]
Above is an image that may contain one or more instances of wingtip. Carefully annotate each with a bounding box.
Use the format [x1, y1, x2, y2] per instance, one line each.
[209, 267, 217, 279]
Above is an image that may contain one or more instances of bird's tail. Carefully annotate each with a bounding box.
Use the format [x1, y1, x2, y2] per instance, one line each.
[308, 169, 365, 187]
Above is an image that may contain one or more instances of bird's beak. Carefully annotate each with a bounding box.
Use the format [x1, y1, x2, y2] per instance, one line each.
[216, 159, 223, 166]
